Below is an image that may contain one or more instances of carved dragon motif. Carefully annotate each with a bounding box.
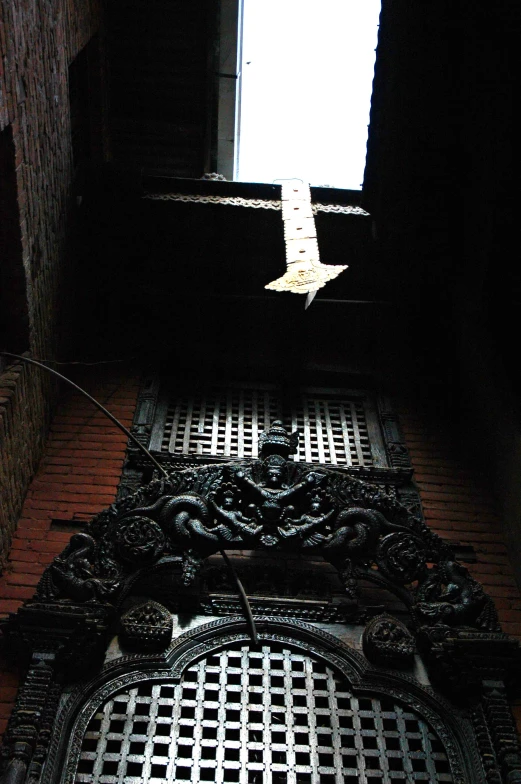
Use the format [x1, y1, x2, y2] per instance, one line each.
[414, 559, 499, 631]
[37, 533, 120, 602]
[31, 421, 499, 636]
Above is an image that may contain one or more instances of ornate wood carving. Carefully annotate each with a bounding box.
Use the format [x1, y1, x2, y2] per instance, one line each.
[1, 421, 520, 784]
[27, 421, 499, 645]
[482, 681, 521, 784]
[362, 613, 415, 668]
[117, 374, 161, 500]
[0, 658, 55, 784]
[200, 595, 359, 624]
[377, 395, 412, 470]
[119, 600, 173, 651]
[470, 702, 502, 783]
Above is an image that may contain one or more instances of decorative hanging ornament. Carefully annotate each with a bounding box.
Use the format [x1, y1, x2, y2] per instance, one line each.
[265, 182, 348, 308]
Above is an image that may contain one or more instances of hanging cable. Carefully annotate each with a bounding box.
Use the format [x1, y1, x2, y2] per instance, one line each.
[21, 357, 136, 366]
[1, 351, 258, 641]
[0, 351, 168, 479]
[219, 549, 258, 645]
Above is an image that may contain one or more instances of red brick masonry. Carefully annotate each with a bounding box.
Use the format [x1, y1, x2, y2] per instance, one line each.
[398, 400, 521, 729]
[0, 369, 139, 736]
[0, 0, 103, 566]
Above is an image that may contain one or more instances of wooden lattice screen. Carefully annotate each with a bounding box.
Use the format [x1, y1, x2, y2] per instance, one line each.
[74, 644, 453, 784]
[149, 386, 385, 466]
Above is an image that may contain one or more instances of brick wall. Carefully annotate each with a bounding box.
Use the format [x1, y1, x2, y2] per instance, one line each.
[0, 368, 140, 737]
[397, 398, 521, 730]
[0, 0, 103, 563]
[397, 401, 521, 638]
[0, 361, 48, 566]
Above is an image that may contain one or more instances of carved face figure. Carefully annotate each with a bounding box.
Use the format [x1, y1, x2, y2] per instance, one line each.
[222, 490, 235, 509]
[266, 465, 284, 487]
[262, 456, 287, 489]
[309, 494, 323, 515]
[213, 483, 241, 512]
[261, 499, 284, 524]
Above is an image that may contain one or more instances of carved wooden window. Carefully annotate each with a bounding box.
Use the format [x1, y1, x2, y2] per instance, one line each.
[74, 643, 453, 783]
[149, 385, 385, 467]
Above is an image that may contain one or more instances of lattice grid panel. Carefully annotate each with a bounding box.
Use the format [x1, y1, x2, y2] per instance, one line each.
[161, 388, 280, 459]
[290, 395, 373, 466]
[75, 644, 453, 784]
[159, 388, 375, 466]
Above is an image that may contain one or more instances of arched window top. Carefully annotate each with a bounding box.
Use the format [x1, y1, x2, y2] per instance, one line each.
[56, 621, 476, 784]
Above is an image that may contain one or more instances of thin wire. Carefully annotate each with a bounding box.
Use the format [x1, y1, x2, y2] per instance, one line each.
[272, 177, 304, 184]
[2, 351, 260, 640]
[0, 351, 168, 479]
[219, 549, 258, 645]
[29, 357, 136, 366]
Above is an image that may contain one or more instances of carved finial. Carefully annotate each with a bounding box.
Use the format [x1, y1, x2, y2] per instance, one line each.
[259, 420, 299, 458]
[201, 172, 226, 181]
[120, 600, 173, 651]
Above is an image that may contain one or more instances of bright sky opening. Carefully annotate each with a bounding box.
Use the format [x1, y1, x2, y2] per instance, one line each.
[236, 0, 381, 190]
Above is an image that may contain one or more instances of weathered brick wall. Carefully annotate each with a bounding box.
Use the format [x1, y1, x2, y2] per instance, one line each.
[0, 360, 48, 567]
[397, 401, 521, 638]
[397, 398, 521, 730]
[0, 0, 103, 563]
[0, 368, 140, 737]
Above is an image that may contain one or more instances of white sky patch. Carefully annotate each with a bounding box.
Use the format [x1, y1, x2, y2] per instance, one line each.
[236, 0, 381, 190]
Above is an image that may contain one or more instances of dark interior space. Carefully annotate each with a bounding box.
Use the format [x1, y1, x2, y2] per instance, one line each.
[0, 125, 30, 355]
[107, 0, 214, 177]
[70, 175, 393, 379]
[60, 0, 518, 412]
